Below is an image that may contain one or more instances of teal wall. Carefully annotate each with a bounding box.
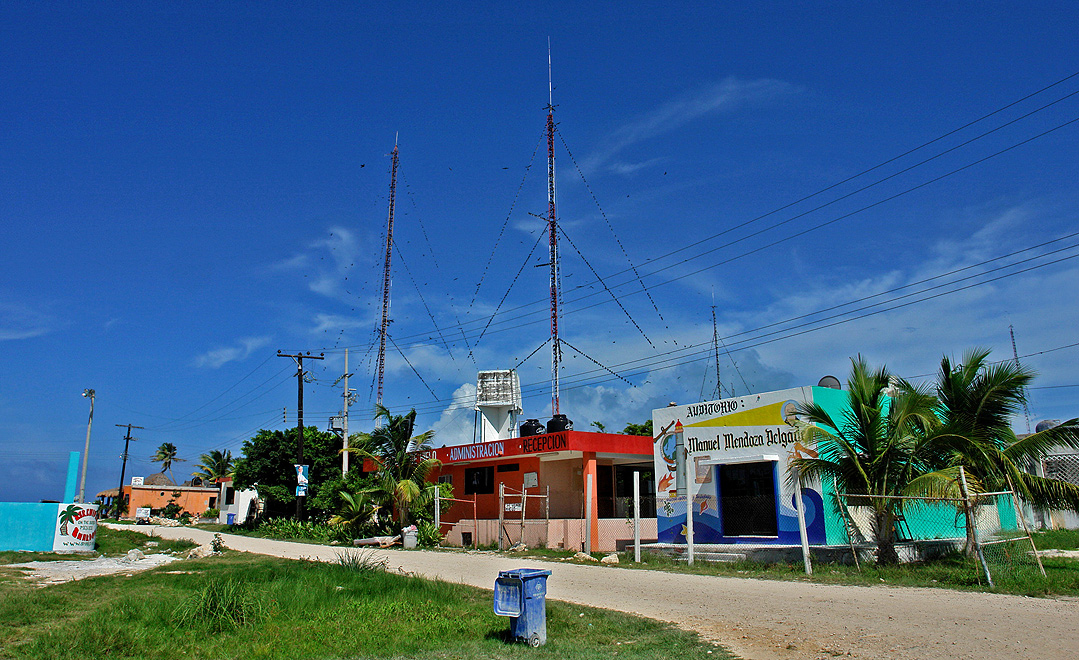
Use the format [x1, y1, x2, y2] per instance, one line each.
[0, 503, 58, 552]
[809, 387, 854, 546]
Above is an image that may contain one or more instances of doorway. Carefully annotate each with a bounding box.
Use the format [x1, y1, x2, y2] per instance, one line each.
[718, 461, 778, 537]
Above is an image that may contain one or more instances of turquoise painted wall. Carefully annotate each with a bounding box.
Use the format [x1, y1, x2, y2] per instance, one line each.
[809, 387, 854, 546]
[0, 503, 58, 552]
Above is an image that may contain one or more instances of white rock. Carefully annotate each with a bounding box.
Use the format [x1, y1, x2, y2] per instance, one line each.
[601, 553, 619, 564]
[186, 546, 212, 559]
[573, 551, 598, 562]
[124, 548, 146, 563]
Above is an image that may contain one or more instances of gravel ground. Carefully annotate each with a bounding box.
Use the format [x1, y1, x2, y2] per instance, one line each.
[98, 524, 1078, 660]
[5, 552, 178, 586]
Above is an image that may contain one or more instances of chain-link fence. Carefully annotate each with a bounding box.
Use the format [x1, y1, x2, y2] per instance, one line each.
[835, 471, 1046, 587]
[498, 485, 549, 550]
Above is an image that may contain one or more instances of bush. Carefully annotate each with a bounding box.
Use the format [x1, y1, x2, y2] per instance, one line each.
[204, 508, 220, 519]
[417, 520, 442, 548]
[255, 518, 351, 544]
[160, 503, 183, 519]
[334, 548, 387, 573]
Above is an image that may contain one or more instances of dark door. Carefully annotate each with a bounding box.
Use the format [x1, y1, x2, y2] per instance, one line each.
[718, 462, 778, 536]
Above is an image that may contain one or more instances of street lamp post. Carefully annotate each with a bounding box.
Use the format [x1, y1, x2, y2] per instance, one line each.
[78, 389, 95, 503]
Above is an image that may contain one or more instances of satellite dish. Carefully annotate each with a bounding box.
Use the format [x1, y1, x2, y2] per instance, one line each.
[817, 375, 842, 390]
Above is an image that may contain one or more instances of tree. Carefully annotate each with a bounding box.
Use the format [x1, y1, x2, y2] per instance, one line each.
[346, 405, 441, 530]
[622, 419, 653, 436]
[933, 348, 1079, 512]
[232, 426, 342, 518]
[790, 356, 946, 565]
[192, 449, 234, 484]
[151, 442, 183, 483]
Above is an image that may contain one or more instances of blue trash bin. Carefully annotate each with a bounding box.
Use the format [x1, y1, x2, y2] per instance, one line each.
[493, 568, 551, 647]
[226, 513, 236, 525]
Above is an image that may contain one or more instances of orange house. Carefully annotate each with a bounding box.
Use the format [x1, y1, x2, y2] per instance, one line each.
[417, 430, 656, 552]
[121, 481, 219, 519]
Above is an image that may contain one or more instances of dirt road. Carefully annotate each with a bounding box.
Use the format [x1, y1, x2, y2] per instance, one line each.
[108, 525, 1079, 660]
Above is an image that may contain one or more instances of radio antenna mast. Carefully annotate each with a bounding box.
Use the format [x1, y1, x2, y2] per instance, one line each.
[546, 39, 561, 416]
[377, 138, 400, 406]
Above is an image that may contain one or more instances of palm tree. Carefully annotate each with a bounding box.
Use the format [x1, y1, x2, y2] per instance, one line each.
[790, 356, 947, 564]
[58, 504, 80, 536]
[329, 490, 382, 536]
[933, 348, 1079, 512]
[192, 449, 234, 484]
[346, 405, 441, 529]
[151, 442, 184, 484]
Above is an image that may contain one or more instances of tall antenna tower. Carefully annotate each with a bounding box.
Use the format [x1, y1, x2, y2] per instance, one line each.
[1009, 324, 1032, 433]
[711, 292, 722, 399]
[546, 43, 561, 416]
[376, 139, 400, 406]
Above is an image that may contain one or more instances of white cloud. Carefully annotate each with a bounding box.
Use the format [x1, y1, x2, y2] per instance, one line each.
[194, 336, 272, 369]
[583, 77, 800, 175]
[0, 302, 52, 341]
[430, 382, 477, 447]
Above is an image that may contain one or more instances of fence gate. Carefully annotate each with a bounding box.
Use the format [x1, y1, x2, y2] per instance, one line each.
[498, 483, 550, 550]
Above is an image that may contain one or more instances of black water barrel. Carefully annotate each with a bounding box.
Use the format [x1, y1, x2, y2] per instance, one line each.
[546, 414, 573, 433]
[520, 419, 545, 437]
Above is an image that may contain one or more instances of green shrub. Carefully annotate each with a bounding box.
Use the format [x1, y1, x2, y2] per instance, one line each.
[204, 507, 220, 519]
[417, 520, 442, 547]
[334, 548, 388, 573]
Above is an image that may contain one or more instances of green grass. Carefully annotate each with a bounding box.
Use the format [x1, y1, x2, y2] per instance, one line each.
[0, 552, 736, 660]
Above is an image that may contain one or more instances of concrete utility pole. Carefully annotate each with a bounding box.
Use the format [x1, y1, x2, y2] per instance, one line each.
[115, 423, 143, 518]
[77, 389, 95, 502]
[278, 350, 324, 519]
[340, 348, 354, 474]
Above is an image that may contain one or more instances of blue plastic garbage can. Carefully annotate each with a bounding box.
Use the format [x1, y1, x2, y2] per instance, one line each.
[226, 513, 236, 525]
[493, 568, 552, 647]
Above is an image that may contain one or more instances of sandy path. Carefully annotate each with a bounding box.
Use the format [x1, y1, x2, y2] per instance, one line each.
[104, 524, 1079, 660]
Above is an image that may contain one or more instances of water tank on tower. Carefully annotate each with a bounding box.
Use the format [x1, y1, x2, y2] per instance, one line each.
[520, 419, 545, 437]
[475, 370, 523, 442]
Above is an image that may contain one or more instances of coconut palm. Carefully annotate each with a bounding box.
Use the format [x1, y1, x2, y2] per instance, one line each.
[933, 348, 1079, 512]
[151, 442, 184, 483]
[192, 449, 234, 484]
[329, 490, 383, 536]
[345, 405, 441, 529]
[790, 356, 947, 564]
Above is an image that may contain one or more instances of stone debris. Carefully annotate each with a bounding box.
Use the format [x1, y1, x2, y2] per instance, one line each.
[124, 548, 146, 563]
[6, 554, 177, 586]
[572, 551, 598, 562]
[601, 553, 619, 564]
[508, 542, 528, 552]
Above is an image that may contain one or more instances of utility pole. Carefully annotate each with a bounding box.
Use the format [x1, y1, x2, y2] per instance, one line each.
[114, 423, 143, 519]
[278, 350, 324, 519]
[77, 389, 95, 502]
[334, 348, 355, 474]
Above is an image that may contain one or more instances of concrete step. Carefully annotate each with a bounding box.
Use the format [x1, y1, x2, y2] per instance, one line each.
[678, 552, 746, 562]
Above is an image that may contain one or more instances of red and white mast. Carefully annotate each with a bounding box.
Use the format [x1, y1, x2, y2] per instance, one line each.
[546, 45, 561, 416]
[377, 137, 400, 406]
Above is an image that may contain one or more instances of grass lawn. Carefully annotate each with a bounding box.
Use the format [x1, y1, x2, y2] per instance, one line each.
[0, 542, 735, 660]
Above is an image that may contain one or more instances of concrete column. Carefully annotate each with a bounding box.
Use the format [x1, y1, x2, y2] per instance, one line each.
[582, 452, 598, 551]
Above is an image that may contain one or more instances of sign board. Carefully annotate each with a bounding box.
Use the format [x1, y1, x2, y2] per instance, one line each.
[52, 503, 99, 552]
[504, 502, 522, 512]
[135, 507, 151, 519]
[131, 476, 144, 486]
[295, 464, 309, 485]
[296, 484, 308, 496]
[523, 471, 538, 489]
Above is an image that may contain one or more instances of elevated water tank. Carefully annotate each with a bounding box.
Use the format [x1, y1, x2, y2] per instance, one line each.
[520, 419, 545, 437]
[546, 414, 573, 433]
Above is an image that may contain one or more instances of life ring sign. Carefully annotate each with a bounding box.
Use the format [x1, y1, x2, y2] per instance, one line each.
[53, 503, 99, 552]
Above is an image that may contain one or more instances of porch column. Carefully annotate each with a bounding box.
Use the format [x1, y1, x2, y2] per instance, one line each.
[582, 452, 598, 551]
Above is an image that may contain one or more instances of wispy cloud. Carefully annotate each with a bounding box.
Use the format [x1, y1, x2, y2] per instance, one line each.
[194, 336, 272, 369]
[583, 77, 800, 175]
[0, 302, 53, 341]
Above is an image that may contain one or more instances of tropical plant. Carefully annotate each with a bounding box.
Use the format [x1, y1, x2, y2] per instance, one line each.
[346, 405, 441, 530]
[232, 426, 343, 517]
[789, 356, 947, 564]
[151, 442, 184, 483]
[192, 449, 234, 484]
[622, 420, 654, 436]
[328, 490, 383, 538]
[933, 348, 1079, 512]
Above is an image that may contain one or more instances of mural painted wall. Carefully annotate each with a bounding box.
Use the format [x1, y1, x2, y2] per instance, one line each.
[653, 387, 846, 546]
[0, 502, 98, 552]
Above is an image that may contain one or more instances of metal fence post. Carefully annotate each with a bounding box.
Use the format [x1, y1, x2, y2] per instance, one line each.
[633, 470, 641, 563]
[684, 446, 694, 566]
[794, 471, 813, 575]
[959, 466, 993, 587]
[498, 482, 505, 551]
[434, 485, 440, 533]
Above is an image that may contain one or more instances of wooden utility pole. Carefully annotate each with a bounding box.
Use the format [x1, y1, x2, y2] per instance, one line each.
[114, 423, 143, 518]
[277, 350, 324, 519]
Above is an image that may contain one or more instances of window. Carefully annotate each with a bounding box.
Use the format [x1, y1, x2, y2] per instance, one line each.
[438, 475, 452, 485]
[464, 466, 494, 494]
[225, 487, 236, 506]
[496, 463, 519, 473]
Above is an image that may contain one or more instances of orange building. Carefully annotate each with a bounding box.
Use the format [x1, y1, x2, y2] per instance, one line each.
[418, 429, 656, 552]
[121, 475, 219, 519]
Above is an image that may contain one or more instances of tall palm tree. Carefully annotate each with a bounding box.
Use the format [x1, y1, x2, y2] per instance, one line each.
[346, 405, 441, 529]
[151, 442, 184, 484]
[790, 356, 947, 564]
[192, 449, 234, 484]
[934, 348, 1079, 512]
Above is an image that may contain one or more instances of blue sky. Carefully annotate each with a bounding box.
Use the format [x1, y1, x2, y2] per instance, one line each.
[2, 2, 1078, 503]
